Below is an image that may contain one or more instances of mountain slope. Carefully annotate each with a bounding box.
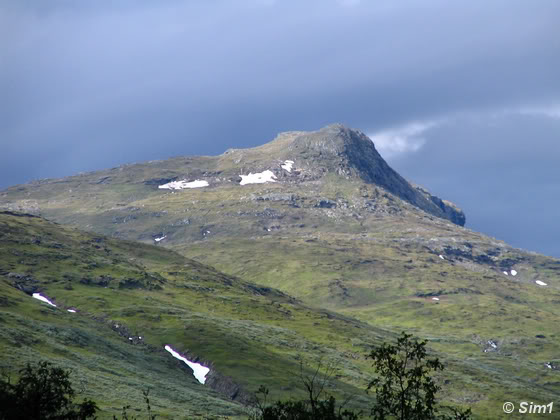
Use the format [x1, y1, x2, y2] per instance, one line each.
[1, 124, 560, 417]
[2, 212, 558, 419]
[0, 211, 387, 417]
[0, 124, 463, 226]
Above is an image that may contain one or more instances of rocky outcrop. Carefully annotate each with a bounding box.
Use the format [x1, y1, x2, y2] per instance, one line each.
[288, 124, 466, 226]
[414, 185, 466, 226]
[6, 272, 39, 294]
[205, 372, 254, 404]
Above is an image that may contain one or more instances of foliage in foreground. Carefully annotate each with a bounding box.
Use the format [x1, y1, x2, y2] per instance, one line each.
[0, 333, 472, 420]
[250, 361, 358, 420]
[367, 332, 471, 420]
[0, 361, 97, 420]
[251, 332, 472, 420]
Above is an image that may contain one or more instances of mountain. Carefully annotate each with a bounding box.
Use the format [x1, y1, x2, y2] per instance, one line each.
[0, 124, 464, 227]
[283, 124, 465, 226]
[0, 211, 380, 417]
[1, 124, 560, 417]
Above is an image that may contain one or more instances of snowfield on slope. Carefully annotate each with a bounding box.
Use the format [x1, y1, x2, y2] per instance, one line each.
[281, 160, 294, 172]
[240, 170, 277, 185]
[159, 180, 209, 190]
[536, 280, 547, 286]
[32, 293, 57, 307]
[164, 345, 210, 384]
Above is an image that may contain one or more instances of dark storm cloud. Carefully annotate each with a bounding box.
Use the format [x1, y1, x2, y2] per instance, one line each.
[1, 0, 560, 255]
[383, 112, 560, 257]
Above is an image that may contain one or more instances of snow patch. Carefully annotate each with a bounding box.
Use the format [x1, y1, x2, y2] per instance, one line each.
[159, 180, 209, 190]
[536, 280, 547, 286]
[164, 345, 210, 384]
[281, 160, 294, 172]
[32, 293, 57, 307]
[154, 236, 166, 242]
[503, 271, 508, 276]
[438, 255, 444, 260]
[432, 297, 440, 301]
[67, 309, 77, 313]
[510, 270, 517, 276]
[240, 170, 277, 185]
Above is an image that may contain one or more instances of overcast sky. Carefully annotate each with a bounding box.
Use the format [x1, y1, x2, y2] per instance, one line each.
[1, 0, 559, 256]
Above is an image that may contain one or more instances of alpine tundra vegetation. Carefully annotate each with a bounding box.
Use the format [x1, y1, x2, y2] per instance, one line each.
[1, 125, 559, 418]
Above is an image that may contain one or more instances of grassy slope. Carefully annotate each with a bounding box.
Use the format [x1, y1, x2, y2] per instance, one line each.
[1, 130, 560, 418]
[0, 211, 392, 418]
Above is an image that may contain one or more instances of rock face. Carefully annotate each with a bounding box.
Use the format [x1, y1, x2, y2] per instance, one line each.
[288, 124, 465, 226]
[414, 185, 466, 226]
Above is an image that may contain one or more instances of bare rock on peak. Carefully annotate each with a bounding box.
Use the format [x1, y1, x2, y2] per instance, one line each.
[287, 124, 466, 226]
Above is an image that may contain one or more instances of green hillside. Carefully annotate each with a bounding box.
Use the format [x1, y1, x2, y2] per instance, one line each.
[0, 211, 387, 418]
[1, 124, 559, 418]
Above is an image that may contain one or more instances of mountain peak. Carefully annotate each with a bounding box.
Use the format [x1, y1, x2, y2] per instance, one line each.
[202, 123, 465, 226]
[289, 123, 374, 156]
[284, 124, 466, 226]
[0, 123, 465, 227]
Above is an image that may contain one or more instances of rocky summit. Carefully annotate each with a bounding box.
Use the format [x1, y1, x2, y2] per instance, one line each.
[287, 124, 465, 225]
[0, 124, 464, 226]
[1, 124, 559, 418]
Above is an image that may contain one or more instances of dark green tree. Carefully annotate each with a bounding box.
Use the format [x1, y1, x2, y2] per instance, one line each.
[0, 361, 97, 420]
[367, 332, 471, 420]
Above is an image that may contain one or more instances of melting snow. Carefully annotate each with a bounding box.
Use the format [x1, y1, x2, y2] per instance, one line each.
[154, 236, 166, 242]
[510, 270, 517, 276]
[164, 345, 210, 384]
[536, 280, 547, 286]
[240, 170, 277, 185]
[281, 160, 294, 172]
[32, 293, 57, 307]
[488, 340, 498, 349]
[432, 297, 440, 301]
[439, 255, 444, 260]
[503, 271, 508, 276]
[67, 309, 76, 313]
[158, 180, 209, 190]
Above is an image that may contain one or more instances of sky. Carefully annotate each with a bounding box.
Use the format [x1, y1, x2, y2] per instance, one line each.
[1, 0, 560, 256]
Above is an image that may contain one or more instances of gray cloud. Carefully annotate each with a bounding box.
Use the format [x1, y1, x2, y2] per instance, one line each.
[384, 111, 560, 257]
[1, 0, 560, 255]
